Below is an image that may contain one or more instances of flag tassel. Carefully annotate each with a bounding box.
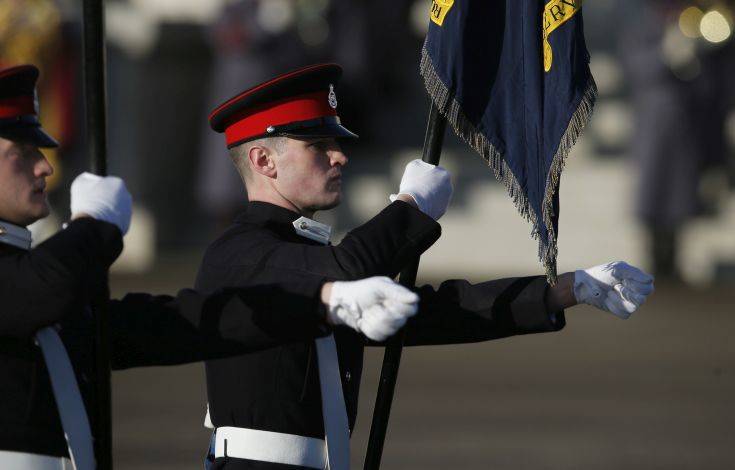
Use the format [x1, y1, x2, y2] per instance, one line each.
[541, 76, 597, 281]
[419, 44, 597, 283]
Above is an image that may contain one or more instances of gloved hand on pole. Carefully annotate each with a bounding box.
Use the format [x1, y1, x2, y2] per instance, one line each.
[70, 172, 133, 236]
[390, 159, 453, 221]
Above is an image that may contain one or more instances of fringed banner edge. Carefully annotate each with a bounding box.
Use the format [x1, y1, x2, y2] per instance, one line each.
[419, 43, 598, 284]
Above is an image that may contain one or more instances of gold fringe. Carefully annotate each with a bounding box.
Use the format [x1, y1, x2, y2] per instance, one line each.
[419, 44, 598, 284]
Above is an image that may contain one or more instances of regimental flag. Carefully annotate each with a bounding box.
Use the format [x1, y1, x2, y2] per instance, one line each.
[422, 0, 597, 282]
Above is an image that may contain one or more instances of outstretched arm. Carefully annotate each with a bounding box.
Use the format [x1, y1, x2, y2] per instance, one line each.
[399, 261, 653, 347]
[402, 275, 563, 346]
[109, 278, 329, 369]
[110, 277, 421, 369]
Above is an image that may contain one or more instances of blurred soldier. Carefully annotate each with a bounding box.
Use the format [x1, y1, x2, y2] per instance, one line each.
[199, 63, 655, 469]
[620, 0, 735, 280]
[0, 64, 420, 469]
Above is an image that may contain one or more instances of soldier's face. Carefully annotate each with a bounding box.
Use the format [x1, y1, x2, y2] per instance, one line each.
[274, 137, 348, 214]
[0, 137, 53, 226]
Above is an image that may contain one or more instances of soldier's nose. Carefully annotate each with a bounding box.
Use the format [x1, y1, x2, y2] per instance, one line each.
[330, 151, 348, 167]
[35, 152, 54, 178]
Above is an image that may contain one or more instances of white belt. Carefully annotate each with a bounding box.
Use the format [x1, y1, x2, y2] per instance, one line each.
[35, 327, 96, 470]
[14, 229, 95, 470]
[206, 227, 349, 468]
[215, 427, 326, 469]
[0, 450, 73, 470]
[204, 334, 350, 469]
[314, 335, 350, 470]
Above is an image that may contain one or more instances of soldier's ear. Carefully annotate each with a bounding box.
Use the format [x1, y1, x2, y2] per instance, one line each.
[248, 145, 277, 178]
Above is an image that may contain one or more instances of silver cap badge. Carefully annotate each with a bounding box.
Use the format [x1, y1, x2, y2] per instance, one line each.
[328, 84, 338, 109]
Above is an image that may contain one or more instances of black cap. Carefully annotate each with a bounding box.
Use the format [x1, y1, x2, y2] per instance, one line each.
[0, 65, 59, 148]
[209, 63, 358, 148]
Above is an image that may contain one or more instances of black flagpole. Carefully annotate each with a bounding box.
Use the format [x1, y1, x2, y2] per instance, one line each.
[82, 0, 112, 468]
[363, 104, 447, 470]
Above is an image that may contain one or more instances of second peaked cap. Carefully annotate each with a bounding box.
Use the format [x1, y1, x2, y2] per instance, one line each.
[209, 63, 358, 149]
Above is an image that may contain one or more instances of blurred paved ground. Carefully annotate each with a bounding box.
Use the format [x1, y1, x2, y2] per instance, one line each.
[109, 258, 735, 470]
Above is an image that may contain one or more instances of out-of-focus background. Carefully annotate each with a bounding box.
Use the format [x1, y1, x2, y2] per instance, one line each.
[5, 0, 735, 468]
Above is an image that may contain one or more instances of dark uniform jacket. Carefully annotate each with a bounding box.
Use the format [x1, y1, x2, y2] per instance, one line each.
[196, 201, 565, 469]
[0, 218, 329, 458]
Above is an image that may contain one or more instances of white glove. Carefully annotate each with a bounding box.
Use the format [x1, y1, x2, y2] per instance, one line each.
[70, 172, 133, 235]
[574, 261, 654, 319]
[389, 159, 453, 220]
[328, 276, 419, 341]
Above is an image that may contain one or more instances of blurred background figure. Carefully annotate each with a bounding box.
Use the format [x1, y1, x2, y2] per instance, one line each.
[620, 0, 735, 281]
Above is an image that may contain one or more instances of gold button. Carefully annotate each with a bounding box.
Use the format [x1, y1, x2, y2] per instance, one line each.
[299, 221, 308, 230]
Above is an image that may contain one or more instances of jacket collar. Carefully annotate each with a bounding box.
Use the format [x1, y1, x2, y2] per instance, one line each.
[0, 219, 31, 250]
[237, 201, 302, 226]
[237, 201, 332, 245]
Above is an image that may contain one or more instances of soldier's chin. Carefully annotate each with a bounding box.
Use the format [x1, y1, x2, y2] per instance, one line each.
[27, 201, 50, 224]
[310, 194, 341, 212]
[15, 206, 49, 226]
[321, 201, 340, 211]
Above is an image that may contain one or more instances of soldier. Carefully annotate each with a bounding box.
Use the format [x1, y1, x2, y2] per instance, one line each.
[199, 63, 655, 469]
[0, 64, 421, 469]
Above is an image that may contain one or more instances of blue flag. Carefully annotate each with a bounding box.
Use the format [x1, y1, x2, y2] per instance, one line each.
[421, 0, 597, 282]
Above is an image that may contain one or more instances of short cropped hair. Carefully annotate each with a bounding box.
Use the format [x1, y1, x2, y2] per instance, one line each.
[228, 136, 287, 183]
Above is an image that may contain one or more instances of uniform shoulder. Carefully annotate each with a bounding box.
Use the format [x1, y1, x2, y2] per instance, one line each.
[200, 221, 283, 267]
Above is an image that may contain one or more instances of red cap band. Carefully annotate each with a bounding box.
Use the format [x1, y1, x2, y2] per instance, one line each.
[0, 95, 35, 119]
[223, 91, 337, 146]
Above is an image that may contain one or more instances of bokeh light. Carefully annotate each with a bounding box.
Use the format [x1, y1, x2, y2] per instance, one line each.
[297, 16, 329, 47]
[679, 6, 704, 38]
[662, 23, 701, 80]
[589, 53, 623, 95]
[257, 0, 295, 34]
[700, 9, 732, 43]
[410, 0, 431, 36]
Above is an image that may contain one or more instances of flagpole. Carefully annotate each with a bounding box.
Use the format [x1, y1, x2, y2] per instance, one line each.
[363, 104, 447, 470]
[82, 0, 112, 468]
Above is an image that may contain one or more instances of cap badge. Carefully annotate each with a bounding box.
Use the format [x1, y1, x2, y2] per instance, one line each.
[33, 89, 40, 115]
[328, 84, 338, 109]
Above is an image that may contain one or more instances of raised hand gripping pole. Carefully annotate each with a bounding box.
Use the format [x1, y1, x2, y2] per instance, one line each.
[363, 104, 447, 470]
